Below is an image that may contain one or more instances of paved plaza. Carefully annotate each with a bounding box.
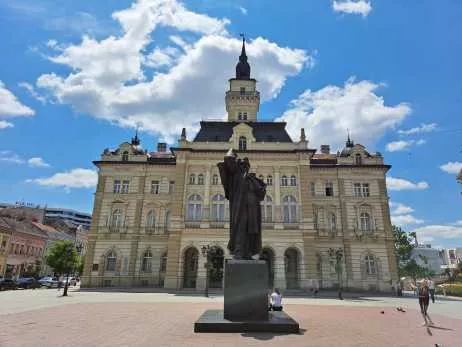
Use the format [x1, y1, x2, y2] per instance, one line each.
[1, 288, 461, 347]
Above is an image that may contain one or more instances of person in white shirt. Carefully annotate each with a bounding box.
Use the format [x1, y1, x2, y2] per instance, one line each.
[427, 277, 435, 303]
[268, 288, 283, 311]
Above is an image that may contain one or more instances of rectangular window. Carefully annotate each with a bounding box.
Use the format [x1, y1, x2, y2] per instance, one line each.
[151, 180, 160, 194]
[113, 180, 121, 193]
[362, 183, 370, 197]
[310, 182, 316, 196]
[122, 180, 129, 193]
[325, 182, 334, 196]
[169, 181, 175, 194]
[240, 87, 245, 95]
[1, 240, 6, 249]
[92, 264, 99, 272]
[354, 183, 362, 197]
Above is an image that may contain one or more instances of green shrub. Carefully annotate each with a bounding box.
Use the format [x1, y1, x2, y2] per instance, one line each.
[435, 284, 462, 297]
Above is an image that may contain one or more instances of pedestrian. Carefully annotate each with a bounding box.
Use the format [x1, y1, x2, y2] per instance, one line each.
[268, 288, 283, 311]
[413, 279, 434, 326]
[57, 280, 62, 292]
[427, 277, 435, 303]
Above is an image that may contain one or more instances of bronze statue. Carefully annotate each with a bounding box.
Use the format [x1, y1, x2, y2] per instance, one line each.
[217, 149, 266, 259]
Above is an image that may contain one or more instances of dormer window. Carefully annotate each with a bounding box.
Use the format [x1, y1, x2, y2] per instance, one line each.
[239, 136, 247, 151]
[355, 153, 362, 165]
[122, 151, 129, 161]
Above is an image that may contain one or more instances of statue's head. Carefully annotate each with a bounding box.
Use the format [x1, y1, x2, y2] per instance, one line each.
[239, 157, 250, 172]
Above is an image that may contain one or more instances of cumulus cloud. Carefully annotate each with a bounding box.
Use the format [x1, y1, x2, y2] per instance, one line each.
[332, 1, 372, 17]
[0, 81, 35, 118]
[277, 77, 410, 150]
[238, 6, 248, 15]
[26, 168, 97, 190]
[0, 121, 14, 129]
[389, 201, 414, 215]
[439, 161, 462, 174]
[385, 139, 426, 152]
[27, 157, 50, 168]
[386, 177, 429, 191]
[398, 122, 437, 135]
[36, 0, 311, 143]
[391, 214, 424, 226]
[18, 82, 47, 104]
[410, 224, 462, 242]
[0, 150, 25, 164]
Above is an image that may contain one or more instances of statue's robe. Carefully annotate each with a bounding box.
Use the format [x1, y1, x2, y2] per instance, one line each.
[217, 156, 266, 259]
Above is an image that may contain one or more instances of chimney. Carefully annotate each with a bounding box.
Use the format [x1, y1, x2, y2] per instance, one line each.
[320, 145, 330, 154]
[157, 143, 167, 152]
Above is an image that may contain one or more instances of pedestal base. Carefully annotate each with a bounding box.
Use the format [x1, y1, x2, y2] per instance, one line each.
[194, 309, 300, 333]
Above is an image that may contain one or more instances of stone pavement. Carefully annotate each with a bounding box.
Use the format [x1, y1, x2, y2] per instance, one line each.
[1, 289, 461, 347]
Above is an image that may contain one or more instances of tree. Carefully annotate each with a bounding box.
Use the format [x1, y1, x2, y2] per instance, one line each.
[45, 240, 78, 296]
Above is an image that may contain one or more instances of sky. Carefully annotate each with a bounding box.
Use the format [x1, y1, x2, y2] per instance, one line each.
[0, 0, 461, 249]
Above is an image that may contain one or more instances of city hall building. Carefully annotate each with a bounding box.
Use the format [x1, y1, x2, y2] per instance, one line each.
[82, 40, 398, 292]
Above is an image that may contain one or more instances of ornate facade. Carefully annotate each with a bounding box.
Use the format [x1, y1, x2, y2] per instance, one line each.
[82, 39, 398, 292]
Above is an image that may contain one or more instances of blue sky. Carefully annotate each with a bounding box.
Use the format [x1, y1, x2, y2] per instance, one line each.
[0, 0, 461, 248]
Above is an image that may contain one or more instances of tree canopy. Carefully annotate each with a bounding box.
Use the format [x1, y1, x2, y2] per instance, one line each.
[45, 240, 79, 275]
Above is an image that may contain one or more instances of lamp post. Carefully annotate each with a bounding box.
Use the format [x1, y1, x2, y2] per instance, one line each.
[329, 247, 344, 300]
[62, 244, 73, 297]
[201, 245, 212, 298]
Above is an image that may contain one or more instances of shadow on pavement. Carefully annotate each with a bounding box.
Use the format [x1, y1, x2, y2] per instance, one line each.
[241, 328, 306, 340]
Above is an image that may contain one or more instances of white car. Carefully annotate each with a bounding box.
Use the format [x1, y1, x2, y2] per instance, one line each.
[59, 277, 77, 287]
[39, 277, 58, 288]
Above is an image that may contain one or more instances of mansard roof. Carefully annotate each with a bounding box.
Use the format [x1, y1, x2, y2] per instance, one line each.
[193, 121, 293, 143]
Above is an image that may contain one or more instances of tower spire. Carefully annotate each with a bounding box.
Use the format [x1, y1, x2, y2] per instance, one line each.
[346, 129, 354, 148]
[235, 33, 250, 79]
[131, 125, 140, 146]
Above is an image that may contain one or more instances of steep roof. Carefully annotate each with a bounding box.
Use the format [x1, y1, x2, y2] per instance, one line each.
[193, 121, 293, 143]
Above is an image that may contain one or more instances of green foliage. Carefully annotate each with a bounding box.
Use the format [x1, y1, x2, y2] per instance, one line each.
[392, 225, 415, 264]
[45, 240, 79, 275]
[401, 259, 435, 281]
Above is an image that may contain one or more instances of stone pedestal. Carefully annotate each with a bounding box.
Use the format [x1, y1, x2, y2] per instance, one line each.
[224, 260, 268, 321]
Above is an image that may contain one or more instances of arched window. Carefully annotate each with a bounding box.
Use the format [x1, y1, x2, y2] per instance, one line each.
[189, 174, 196, 185]
[146, 210, 156, 231]
[360, 212, 371, 231]
[187, 194, 202, 221]
[355, 153, 362, 165]
[212, 174, 219, 185]
[290, 175, 297, 186]
[266, 175, 273, 186]
[211, 194, 225, 221]
[106, 251, 117, 271]
[111, 209, 123, 229]
[328, 212, 336, 232]
[365, 254, 376, 275]
[197, 174, 204, 185]
[142, 250, 152, 272]
[122, 151, 129, 161]
[281, 175, 288, 186]
[283, 195, 297, 223]
[239, 136, 247, 151]
[261, 195, 273, 222]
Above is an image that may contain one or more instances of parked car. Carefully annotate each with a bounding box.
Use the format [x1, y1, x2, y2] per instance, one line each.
[18, 277, 41, 289]
[0, 278, 18, 291]
[39, 277, 58, 288]
[60, 277, 77, 287]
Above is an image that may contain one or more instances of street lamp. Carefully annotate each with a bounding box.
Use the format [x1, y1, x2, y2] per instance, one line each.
[201, 245, 212, 298]
[62, 244, 73, 297]
[328, 247, 344, 300]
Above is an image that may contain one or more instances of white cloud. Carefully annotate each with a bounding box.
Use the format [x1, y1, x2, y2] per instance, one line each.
[0, 81, 35, 117]
[26, 168, 97, 190]
[439, 161, 462, 174]
[18, 82, 47, 104]
[36, 0, 311, 143]
[0, 150, 25, 164]
[238, 6, 248, 15]
[277, 77, 410, 150]
[389, 201, 414, 215]
[398, 122, 437, 135]
[0, 121, 14, 129]
[27, 157, 50, 168]
[453, 220, 462, 226]
[386, 177, 429, 191]
[391, 214, 424, 226]
[143, 46, 180, 68]
[410, 224, 462, 242]
[385, 139, 426, 152]
[332, 1, 372, 17]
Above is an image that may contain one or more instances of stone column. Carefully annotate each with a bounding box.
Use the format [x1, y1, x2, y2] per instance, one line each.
[128, 236, 140, 285]
[196, 252, 206, 290]
[302, 234, 317, 288]
[164, 231, 182, 289]
[273, 254, 286, 290]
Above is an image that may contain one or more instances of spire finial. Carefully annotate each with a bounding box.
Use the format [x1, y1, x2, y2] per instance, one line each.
[131, 124, 140, 146]
[180, 127, 186, 141]
[346, 128, 354, 148]
[236, 33, 250, 79]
